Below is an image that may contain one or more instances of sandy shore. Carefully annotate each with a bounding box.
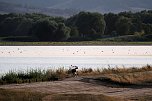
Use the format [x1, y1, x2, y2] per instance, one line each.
[0, 77, 152, 101]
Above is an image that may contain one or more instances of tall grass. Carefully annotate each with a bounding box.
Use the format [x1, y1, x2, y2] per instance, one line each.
[99, 65, 152, 85]
[0, 65, 152, 85]
[0, 68, 68, 85]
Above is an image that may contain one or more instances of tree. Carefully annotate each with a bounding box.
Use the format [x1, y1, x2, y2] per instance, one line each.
[70, 27, 79, 38]
[104, 13, 119, 36]
[0, 17, 22, 36]
[66, 12, 106, 39]
[54, 23, 71, 41]
[115, 16, 132, 35]
[15, 18, 33, 36]
[142, 24, 152, 34]
[32, 19, 58, 41]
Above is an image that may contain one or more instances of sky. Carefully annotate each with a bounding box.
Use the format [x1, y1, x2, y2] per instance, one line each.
[0, 46, 152, 57]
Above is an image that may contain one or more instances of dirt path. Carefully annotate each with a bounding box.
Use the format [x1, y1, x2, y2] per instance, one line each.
[0, 77, 152, 100]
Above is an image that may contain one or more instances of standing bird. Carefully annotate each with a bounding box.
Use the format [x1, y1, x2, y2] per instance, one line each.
[68, 65, 78, 77]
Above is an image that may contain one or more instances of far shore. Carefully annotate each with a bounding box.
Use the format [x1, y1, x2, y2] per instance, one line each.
[1, 41, 152, 46]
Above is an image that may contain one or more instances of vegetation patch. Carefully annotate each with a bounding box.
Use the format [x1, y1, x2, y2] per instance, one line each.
[130, 95, 152, 101]
[1, 65, 152, 86]
[1, 41, 152, 46]
[0, 10, 152, 43]
[0, 68, 68, 85]
[97, 65, 152, 86]
[0, 89, 47, 101]
[49, 94, 119, 101]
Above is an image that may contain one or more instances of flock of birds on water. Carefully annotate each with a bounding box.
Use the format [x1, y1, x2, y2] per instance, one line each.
[0, 47, 151, 56]
[1, 48, 23, 54]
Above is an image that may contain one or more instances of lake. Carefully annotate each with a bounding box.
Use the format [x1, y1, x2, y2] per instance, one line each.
[0, 46, 152, 74]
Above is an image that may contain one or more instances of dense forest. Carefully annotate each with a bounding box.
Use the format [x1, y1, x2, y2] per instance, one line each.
[0, 10, 152, 42]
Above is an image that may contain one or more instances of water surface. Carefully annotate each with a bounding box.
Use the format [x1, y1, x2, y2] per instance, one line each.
[0, 46, 152, 74]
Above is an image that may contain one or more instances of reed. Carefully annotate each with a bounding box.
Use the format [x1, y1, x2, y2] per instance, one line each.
[0, 68, 65, 85]
[0, 65, 152, 85]
[99, 65, 152, 85]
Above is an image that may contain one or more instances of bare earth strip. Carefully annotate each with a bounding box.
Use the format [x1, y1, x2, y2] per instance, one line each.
[0, 77, 152, 101]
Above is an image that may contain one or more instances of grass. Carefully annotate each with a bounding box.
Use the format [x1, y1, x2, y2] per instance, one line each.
[74, 65, 152, 86]
[1, 90, 150, 101]
[96, 65, 152, 86]
[0, 41, 152, 46]
[132, 95, 152, 101]
[99, 34, 152, 42]
[0, 89, 119, 101]
[100, 35, 144, 42]
[50, 94, 119, 101]
[1, 65, 152, 86]
[0, 68, 68, 85]
[0, 34, 152, 46]
[0, 88, 47, 101]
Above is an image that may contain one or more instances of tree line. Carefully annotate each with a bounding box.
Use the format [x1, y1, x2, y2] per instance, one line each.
[0, 10, 152, 41]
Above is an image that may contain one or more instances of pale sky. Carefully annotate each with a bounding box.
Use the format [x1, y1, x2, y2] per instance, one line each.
[0, 46, 152, 57]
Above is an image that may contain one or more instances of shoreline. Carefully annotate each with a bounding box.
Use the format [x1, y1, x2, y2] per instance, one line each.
[0, 41, 152, 46]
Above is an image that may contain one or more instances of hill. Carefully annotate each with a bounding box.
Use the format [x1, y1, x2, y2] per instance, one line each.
[0, 0, 152, 16]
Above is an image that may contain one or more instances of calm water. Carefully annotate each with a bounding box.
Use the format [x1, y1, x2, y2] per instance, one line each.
[0, 46, 152, 75]
[0, 56, 152, 74]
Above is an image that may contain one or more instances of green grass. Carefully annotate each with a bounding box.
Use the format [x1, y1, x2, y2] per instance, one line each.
[0, 34, 152, 46]
[99, 34, 152, 42]
[0, 68, 68, 85]
[0, 89, 47, 101]
[0, 41, 152, 46]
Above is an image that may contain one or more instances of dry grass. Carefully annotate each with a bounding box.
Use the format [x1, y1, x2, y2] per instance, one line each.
[0, 89, 47, 101]
[99, 65, 152, 85]
[48, 94, 119, 101]
[133, 95, 152, 101]
[103, 71, 152, 85]
[76, 65, 152, 86]
[0, 89, 119, 101]
[101, 65, 152, 74]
